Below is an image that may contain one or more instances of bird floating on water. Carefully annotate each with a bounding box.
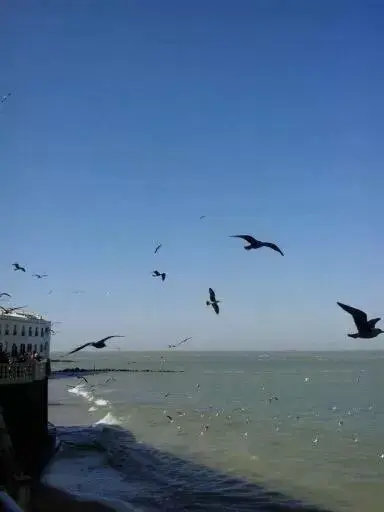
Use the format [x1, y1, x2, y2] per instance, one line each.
[206, 288, 220, 315]
[154, 243, 162, 254]
[152, 270, 166, 281]
[67, 335, 125, 355]
[168, 337, 192, 349]
[230, 235, 284, 256]
[33, 274, 48, 279]
[0, 293, 11, 299]
[12, 263, 26, 272]
[337, 302, 384, 339]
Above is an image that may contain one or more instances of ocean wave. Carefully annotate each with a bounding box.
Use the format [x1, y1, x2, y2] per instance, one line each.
[43, 421, 333, 512]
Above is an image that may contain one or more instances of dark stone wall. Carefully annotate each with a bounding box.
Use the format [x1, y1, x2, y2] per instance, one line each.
[0, 378, 48, 478]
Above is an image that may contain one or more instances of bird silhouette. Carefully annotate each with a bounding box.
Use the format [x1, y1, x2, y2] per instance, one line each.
[152, 270, 166, 281]
[0, 305, 27, 314]
[230, 235, 284, 256]
[0, 293, 11, 298]
[67, 335, 125, 355]
[154, 243, 162, 254]
[206, 288, 220, 315]
[33, 274, 48, 279]
[337, 302, 384, 339]
[12, 263, 26, 272]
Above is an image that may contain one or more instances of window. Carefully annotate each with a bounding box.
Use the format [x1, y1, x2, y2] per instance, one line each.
[28, 326, 32, 336]
[0, 342, 2, 352]
[35, 327, 38, 336]
[20, 344, 26, 354]
[11, 343, 17, 357]
[5, 324, 9, 335]
[13, 325, 17, 336]
[27, 344, 32, 352]
[40, 328, 44, 337]
[44, 342, 48, 353]
[33, 344, 37, 353]
[0, 324, 2, 335]
[40, 343, 44, 353]
[45, 327, 49, 334]
[21, 326, 25, 336]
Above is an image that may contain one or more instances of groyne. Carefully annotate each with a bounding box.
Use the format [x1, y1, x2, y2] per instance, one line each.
[51, 367, 183, 378]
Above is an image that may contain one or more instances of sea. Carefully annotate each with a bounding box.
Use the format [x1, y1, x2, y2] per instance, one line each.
[45, 351, 384, 512]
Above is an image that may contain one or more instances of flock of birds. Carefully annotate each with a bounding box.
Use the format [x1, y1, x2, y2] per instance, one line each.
[1, 229, 383, 358]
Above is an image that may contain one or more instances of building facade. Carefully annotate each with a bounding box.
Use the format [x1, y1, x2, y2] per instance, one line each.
[0, 310, 51, 357]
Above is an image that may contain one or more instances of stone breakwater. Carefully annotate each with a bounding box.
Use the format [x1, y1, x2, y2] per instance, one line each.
[50, 367, 183, 378]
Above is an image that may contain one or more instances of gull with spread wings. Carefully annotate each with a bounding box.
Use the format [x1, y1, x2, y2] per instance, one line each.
[12, 263, 26, 272]
[337, 302, 383, 339]
[0, 305, 27, 314]
[206, 288, 220, 315]
[230, 235, 284, 256]
[152, 270, 166, 281]
[67, 335, 125, 355]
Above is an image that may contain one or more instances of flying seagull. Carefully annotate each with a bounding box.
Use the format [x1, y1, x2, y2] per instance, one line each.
[152, 270, 166, 281]
[33, 274, 48, 279]
[206, 287, 220, 315]
[67, 335, 125, 355]
[12, 263, 26, 272]
[199, 215, 206, 220]
[0, 305, 27, 314]
[230, 235, 284, 256]
[337, 302, 384, 339]
[0, 293, 11, 298]
[154, 243, 162, 254]
[168, 337, 192, 349]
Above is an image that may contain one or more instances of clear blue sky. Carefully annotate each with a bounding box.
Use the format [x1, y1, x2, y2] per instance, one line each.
[1, 1, 383, 351]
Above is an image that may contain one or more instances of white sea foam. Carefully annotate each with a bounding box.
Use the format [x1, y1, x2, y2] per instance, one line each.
[94, 412, 121, 426]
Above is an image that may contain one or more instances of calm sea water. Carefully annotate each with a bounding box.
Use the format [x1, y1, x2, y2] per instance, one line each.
[46, 351, 384, 512]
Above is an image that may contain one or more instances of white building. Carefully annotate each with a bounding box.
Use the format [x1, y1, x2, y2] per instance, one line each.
[0, 310, 51, 358]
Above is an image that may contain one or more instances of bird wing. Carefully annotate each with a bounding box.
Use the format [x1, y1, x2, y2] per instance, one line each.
[209, 288, 216, 302]
[337, 302, 368, 330]
[154, 244, 162, 253]
[0, 293, 11, 297]
[153, 270, 160, 276]
[178, 337, 192, 346]
[67, 342, 92, 355]
[99, 335, 124, 343]
[368, 318, 381, 328]
[212, 302, 220, 314]
[230, 235, 258, 245]
[263, 242, 284, 256]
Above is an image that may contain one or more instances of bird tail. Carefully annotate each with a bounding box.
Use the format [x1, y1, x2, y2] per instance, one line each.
[206, 301, 210, 306]
[348, 333, 359, 339]
[244, 245, 252, 250]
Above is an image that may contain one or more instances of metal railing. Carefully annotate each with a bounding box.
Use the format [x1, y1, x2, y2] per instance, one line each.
[0, 361, 48, 385]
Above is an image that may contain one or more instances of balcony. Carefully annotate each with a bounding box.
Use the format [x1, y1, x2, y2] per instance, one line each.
[0, 361, 48, 385]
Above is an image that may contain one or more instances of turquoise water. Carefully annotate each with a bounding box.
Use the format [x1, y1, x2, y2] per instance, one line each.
[47, 351, 384, 511]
